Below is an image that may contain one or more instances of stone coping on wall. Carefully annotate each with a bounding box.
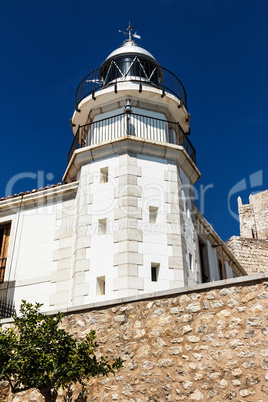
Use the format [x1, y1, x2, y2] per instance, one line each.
[1, 272, 267, 325]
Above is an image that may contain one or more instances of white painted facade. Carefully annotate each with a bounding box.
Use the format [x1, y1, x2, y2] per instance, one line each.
[0, 38, 246, 315]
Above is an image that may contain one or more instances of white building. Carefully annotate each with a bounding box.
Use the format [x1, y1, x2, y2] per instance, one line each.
[0, 29, 246, 316]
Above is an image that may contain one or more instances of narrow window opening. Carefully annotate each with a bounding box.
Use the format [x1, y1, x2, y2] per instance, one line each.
[96, 276, 106, 295]
[218, 257, 224, 280]
[149, 206, 158, 224]
[98, 218, 107, 235]
[198, 239, 210, 283]
[100, 167, 108, 183]
[0, 223, 11, 283]
[189, 252, 193, 271]
[151, 263, 160, 282]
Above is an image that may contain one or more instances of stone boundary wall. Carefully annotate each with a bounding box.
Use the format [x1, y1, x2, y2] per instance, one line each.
[1, 274, 268, 402]
[226, 236, 268, 275]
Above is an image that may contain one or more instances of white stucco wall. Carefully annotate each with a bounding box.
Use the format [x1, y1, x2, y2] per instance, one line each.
[84, 156, 119, 303]
[137, 155, 173, 293]
[4, 201, 61, 310]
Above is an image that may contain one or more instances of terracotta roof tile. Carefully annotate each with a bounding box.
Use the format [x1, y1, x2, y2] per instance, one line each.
[0, 182, 68, 203]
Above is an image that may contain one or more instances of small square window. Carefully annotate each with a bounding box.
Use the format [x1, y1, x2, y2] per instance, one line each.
[98, 218, 107, 235]
[149, 206, 158, 224]
[97, 276, 105, 295]
[100, 167, 108, 183]
[151, 263, 160, 282]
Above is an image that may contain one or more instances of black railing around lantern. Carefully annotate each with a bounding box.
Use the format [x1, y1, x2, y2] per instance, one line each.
[75, 60, 187, 111]
[68, 112, 196, 165]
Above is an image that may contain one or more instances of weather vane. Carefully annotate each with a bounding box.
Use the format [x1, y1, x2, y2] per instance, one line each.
[119, 22, 141, 41]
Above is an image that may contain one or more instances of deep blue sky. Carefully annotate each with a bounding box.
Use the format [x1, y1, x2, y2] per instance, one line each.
[1, 0, 267, 241]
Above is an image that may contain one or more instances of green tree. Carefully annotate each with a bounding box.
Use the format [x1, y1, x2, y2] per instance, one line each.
[0, 301, 123, 401]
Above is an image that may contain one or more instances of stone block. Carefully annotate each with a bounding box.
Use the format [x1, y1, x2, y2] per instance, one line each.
[117, 195, 139, 207]
[74, 248, 86, 261]
[118, 241, 138, 253]
[115, 165, 141, 178]
[166, 213, 180, 224]
[57, 257, 71, 270]
[77, 214, 92, 226]
[164, 170, 178, 182]
[119, 175, 138, 186]
[117, 264, 139, 277]
[168, 181, 180, 194]
[74, 259, 90, 272]
[54, 227, 73, 240]
[172, 245, 183, 257]
[169, 256, 184, 269]
[114, 205, 142, 220]
[51, 269, 71, 282]
[114, 228, 143, 243]
[91, 144, 114, 160]
[142, 142, 166, 158]
[169, 198, 181, 210]
[180, 159, 195, 181]
[115, 185, 142, 199]
[53, 247, 72, 261]
[76, 236, 91, 249]
[73, 271, 85, 284]
[114, 252, 143, 266]
[115, 217, 138, 230]
[167, 233, 182, 245]
[113, 276, 144, 291]
[118, 153, 137, 166]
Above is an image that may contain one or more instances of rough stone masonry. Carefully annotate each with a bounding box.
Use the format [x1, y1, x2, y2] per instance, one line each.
[0, 274, 268, 401]
[226, 190, 268, 275]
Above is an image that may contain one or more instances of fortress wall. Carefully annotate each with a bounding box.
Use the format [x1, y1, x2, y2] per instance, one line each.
[1, 274, 268, 401]
[239, 190, 268, 240]
[226, 236, 268, 276]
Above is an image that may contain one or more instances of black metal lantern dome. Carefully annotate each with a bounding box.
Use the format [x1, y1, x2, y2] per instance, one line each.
[75, 28, 187, 112]
[98, 39, 163, 88]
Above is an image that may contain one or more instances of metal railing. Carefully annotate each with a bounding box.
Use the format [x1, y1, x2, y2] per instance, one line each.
[0, 258, 6, 283]
[75, 60, 187, 111]
[68, 112, 196, 165]
[0, 297, 16, 319]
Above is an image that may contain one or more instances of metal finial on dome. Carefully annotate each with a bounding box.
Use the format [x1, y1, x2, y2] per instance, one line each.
[118, 22, 141, 42]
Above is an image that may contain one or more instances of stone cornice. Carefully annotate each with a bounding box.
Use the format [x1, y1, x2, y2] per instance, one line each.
[63, 136, 201, 184]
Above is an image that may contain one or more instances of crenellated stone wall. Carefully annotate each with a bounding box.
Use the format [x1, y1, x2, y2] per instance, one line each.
[226, 190, 268, 275]
[238, 190, 268, 240]
[1, 274, 268, 401]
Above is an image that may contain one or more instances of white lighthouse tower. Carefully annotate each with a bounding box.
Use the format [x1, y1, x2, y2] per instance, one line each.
[64, 25, 201, 304]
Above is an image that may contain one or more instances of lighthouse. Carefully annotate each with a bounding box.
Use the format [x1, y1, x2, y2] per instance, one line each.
[64, 25, 202, 303]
